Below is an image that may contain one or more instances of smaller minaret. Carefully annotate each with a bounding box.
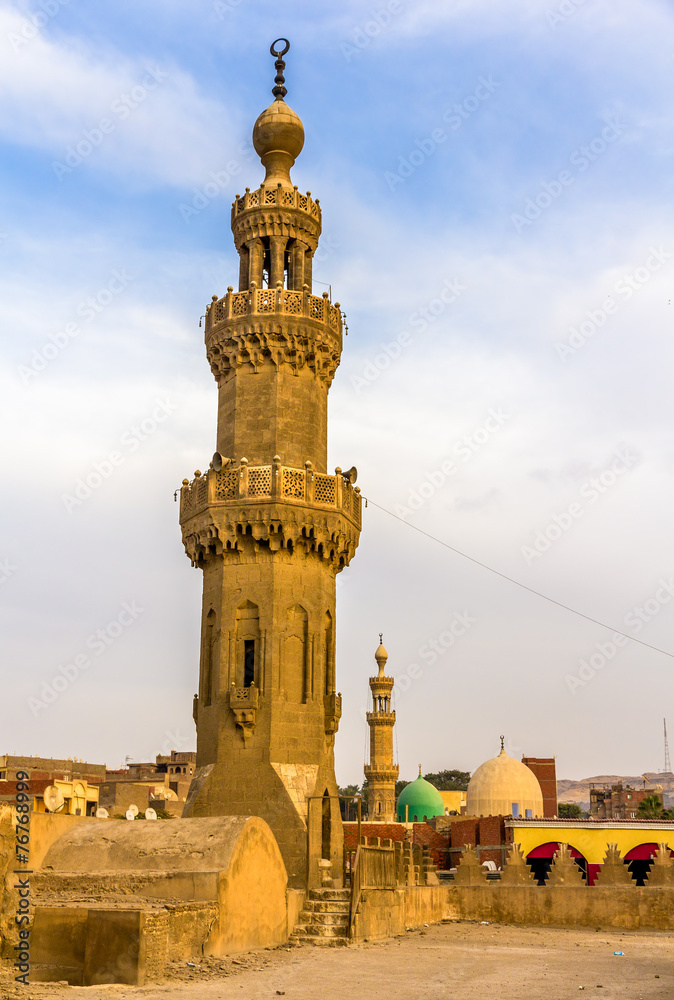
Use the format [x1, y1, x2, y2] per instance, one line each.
[364, 636, 399, 821]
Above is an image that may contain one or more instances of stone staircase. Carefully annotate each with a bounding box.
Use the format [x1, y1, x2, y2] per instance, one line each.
[290, 887, 351, 947]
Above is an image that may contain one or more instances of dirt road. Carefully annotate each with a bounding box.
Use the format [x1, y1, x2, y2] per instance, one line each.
[1, 921, 672, 1000]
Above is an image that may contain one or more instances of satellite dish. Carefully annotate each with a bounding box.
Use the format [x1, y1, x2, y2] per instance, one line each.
[164, 789, 175, 800]
[128, 803, 139, 817]
[95, 807, 109, 819]
[125, 808, 136, 821]
[43, 785, 65, 813]
[145, 807, 157, 821]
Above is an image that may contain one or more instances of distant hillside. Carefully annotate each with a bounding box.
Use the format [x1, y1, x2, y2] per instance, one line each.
[558, 773, 674, 811]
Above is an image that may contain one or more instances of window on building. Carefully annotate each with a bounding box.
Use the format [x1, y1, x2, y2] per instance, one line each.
[512, 803, 520, 818]
[244, 639, 255, 687]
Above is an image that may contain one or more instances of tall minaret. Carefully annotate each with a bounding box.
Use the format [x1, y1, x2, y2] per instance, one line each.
[364, 637, 399, 821]
[179, 40, 362, 888]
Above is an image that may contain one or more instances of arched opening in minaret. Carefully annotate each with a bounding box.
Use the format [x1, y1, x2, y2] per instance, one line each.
[244, 640, 255, 687]
[235, 601, 260, 689]
[201, 609, 216, 707]
[258, 236, 291, 289]
[249, 234, 314, 292]
[321, 789, 331, 861]
[324, 610, 333, 696]
[283, 604, 308, 702]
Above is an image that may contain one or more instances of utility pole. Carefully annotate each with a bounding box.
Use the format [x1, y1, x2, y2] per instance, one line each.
[664, 718, 672, 774]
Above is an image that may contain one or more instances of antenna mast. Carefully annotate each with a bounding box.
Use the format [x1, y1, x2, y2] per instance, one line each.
[664, 718, 672, 774]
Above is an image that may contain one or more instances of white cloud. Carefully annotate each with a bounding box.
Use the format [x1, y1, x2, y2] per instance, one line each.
[0, 4, 242, 185]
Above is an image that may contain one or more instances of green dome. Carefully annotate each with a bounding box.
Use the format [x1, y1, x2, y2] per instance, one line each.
[396, 773, 445, 822]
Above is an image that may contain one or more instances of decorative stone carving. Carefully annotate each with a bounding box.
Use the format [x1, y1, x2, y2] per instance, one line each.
[500, 842, 535, 885]
[229, 683, 259, 743]
[595, 843, 634, 887]
[645, 844, 674, 886]
[421, 845, 440, 886]
[205, 286, 342, 385]
[179, 461, 362, 568]
[547, 843, 586, 887]
[323, 692, 342, 736]
[318, 858, 334, 887]
[453, 845, 488, 886]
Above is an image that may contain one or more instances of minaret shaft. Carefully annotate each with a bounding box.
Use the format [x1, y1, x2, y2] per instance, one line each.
[364, 641, 399, 822]
[179, 49, 361, 889]
[216, 369, 328, 472]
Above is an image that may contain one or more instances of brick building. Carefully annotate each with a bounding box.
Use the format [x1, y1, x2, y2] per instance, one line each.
[0, 754, 105, 784]
[98, 750, 196, 816]
[343, 821, 448, 867]
[521, 756, 557, 817]
[590, 782, 663, 819]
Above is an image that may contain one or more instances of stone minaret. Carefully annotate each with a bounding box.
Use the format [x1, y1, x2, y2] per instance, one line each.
[179, 41, 362, 888]
[364, 637, 399, 821]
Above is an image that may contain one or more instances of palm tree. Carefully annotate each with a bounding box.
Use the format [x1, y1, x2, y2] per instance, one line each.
[636, 794, 665, 820]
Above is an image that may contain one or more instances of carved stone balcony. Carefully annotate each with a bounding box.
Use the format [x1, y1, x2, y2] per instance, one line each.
[232, 183, 321, 222]
[324, 692, 342, 736]
[365, 711, 397, 726]
[229, 683, 260, 743]
[204, 284, 343, 383]
[180, 459, 361, 527]
[206, 285, 341, 333]
[179, 458, 362, 569]
[363, 762, 400, 780]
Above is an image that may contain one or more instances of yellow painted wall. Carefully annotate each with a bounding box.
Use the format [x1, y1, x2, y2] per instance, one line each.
[32, 779, 99, 817]
[439, 791, 466, 815]
[510, 822, 674, 863]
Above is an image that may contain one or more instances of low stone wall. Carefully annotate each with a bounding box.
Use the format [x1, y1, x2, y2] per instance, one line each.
[287, 888, 306, 935]
[31, 903, 218, 986]
[353, 886, 451, 941]
[446, 884, 674, 930]
[352, 883, 674, 941]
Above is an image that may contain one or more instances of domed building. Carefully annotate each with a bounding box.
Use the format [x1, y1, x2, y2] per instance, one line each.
[466, 740, 544, 818]
[396, 768, 445, 822]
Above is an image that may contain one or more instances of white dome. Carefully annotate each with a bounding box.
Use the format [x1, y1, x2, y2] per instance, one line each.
[466, 748, 544, 818]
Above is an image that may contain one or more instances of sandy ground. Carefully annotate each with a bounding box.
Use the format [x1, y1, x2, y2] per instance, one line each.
[1, 921, 672, 1000]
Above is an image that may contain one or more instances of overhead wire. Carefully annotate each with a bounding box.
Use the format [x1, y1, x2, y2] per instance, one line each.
[362, 495, 674, 661]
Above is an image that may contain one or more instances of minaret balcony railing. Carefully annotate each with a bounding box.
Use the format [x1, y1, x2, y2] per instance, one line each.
[363, 763, 400, 777]
[366, 711, 396, 724]
[180, 458, 362, 530]
[369, 676, 395, 689]
[206, 284, 342, 334]
[232, 183, 321, 221]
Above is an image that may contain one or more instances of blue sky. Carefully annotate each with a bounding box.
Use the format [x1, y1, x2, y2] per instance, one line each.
[2, 0, 674, 786]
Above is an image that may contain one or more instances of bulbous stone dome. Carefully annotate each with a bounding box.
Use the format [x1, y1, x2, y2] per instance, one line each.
[466, 748, 544, 818]
[252, 99, 305, 187]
